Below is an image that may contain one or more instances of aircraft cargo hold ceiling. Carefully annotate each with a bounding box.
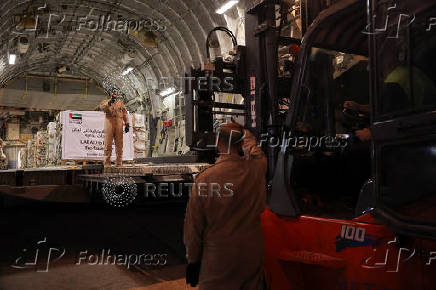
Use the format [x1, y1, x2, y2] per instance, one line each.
[0, 0, 254, 110]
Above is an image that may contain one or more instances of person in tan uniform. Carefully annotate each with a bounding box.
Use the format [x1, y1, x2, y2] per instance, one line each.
[184, 121, 267, 290]
[99, 88, 130, 166]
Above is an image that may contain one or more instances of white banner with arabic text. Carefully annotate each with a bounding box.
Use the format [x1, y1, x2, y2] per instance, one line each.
[61, 111, 134, 161]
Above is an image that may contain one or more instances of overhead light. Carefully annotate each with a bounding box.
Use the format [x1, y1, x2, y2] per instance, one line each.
[160, 87, 175, 97]
[122, 67, 134, 76]
[216, 0, 238, 14]
[9, 54, 16, 65]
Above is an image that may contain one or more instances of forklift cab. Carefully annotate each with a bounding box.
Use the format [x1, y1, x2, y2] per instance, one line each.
[263, 0, 436, 289]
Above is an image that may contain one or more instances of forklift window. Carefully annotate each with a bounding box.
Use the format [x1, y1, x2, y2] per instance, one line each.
[292, 47, 370, 219]
[374, 1, 436, 119]
[372, 1, 436, 226]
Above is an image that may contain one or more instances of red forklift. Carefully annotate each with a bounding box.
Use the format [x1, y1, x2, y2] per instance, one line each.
[186, 0, 436, 289]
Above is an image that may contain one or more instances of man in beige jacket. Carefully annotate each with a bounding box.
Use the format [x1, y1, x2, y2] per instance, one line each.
[184, 121, 267, 290]
[99, 88, 130, 166]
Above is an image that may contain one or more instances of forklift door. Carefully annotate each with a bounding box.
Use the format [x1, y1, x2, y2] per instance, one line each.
[369, 0, 436, 242]
[262, 1, 436, 289]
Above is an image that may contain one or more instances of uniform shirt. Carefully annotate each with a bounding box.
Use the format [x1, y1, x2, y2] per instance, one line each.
[99, 98, 129, 124]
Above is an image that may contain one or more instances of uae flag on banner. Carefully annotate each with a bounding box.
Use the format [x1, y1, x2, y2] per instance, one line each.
[69, 113, 82, 120]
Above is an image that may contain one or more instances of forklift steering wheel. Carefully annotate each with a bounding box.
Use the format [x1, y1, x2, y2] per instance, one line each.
[342, 108, 368, 122]
[341, 108, 370, 134]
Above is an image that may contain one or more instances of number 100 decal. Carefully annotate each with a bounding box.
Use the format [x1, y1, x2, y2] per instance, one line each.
[340, 225, 366, 242]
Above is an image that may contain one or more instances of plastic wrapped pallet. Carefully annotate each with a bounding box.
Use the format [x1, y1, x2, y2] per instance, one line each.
[18, 148, 27, 168]
[47, 122, 57, 165]
[134, 129, 147, 141]
[26, 139, 36, 168]
[132, 113, 145, 127]
[56, 122, 63, 163]
[47, 122, 62, 166]
[0, 139, 7, 169]
[36, 131, 48, 167]
[3, 141, 26, 169]
[132, 113, 147, 159]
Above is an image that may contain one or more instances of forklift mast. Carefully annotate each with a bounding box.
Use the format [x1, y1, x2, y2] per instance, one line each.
[185, 0, 304, 177]
[184, 0, 345, 176]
